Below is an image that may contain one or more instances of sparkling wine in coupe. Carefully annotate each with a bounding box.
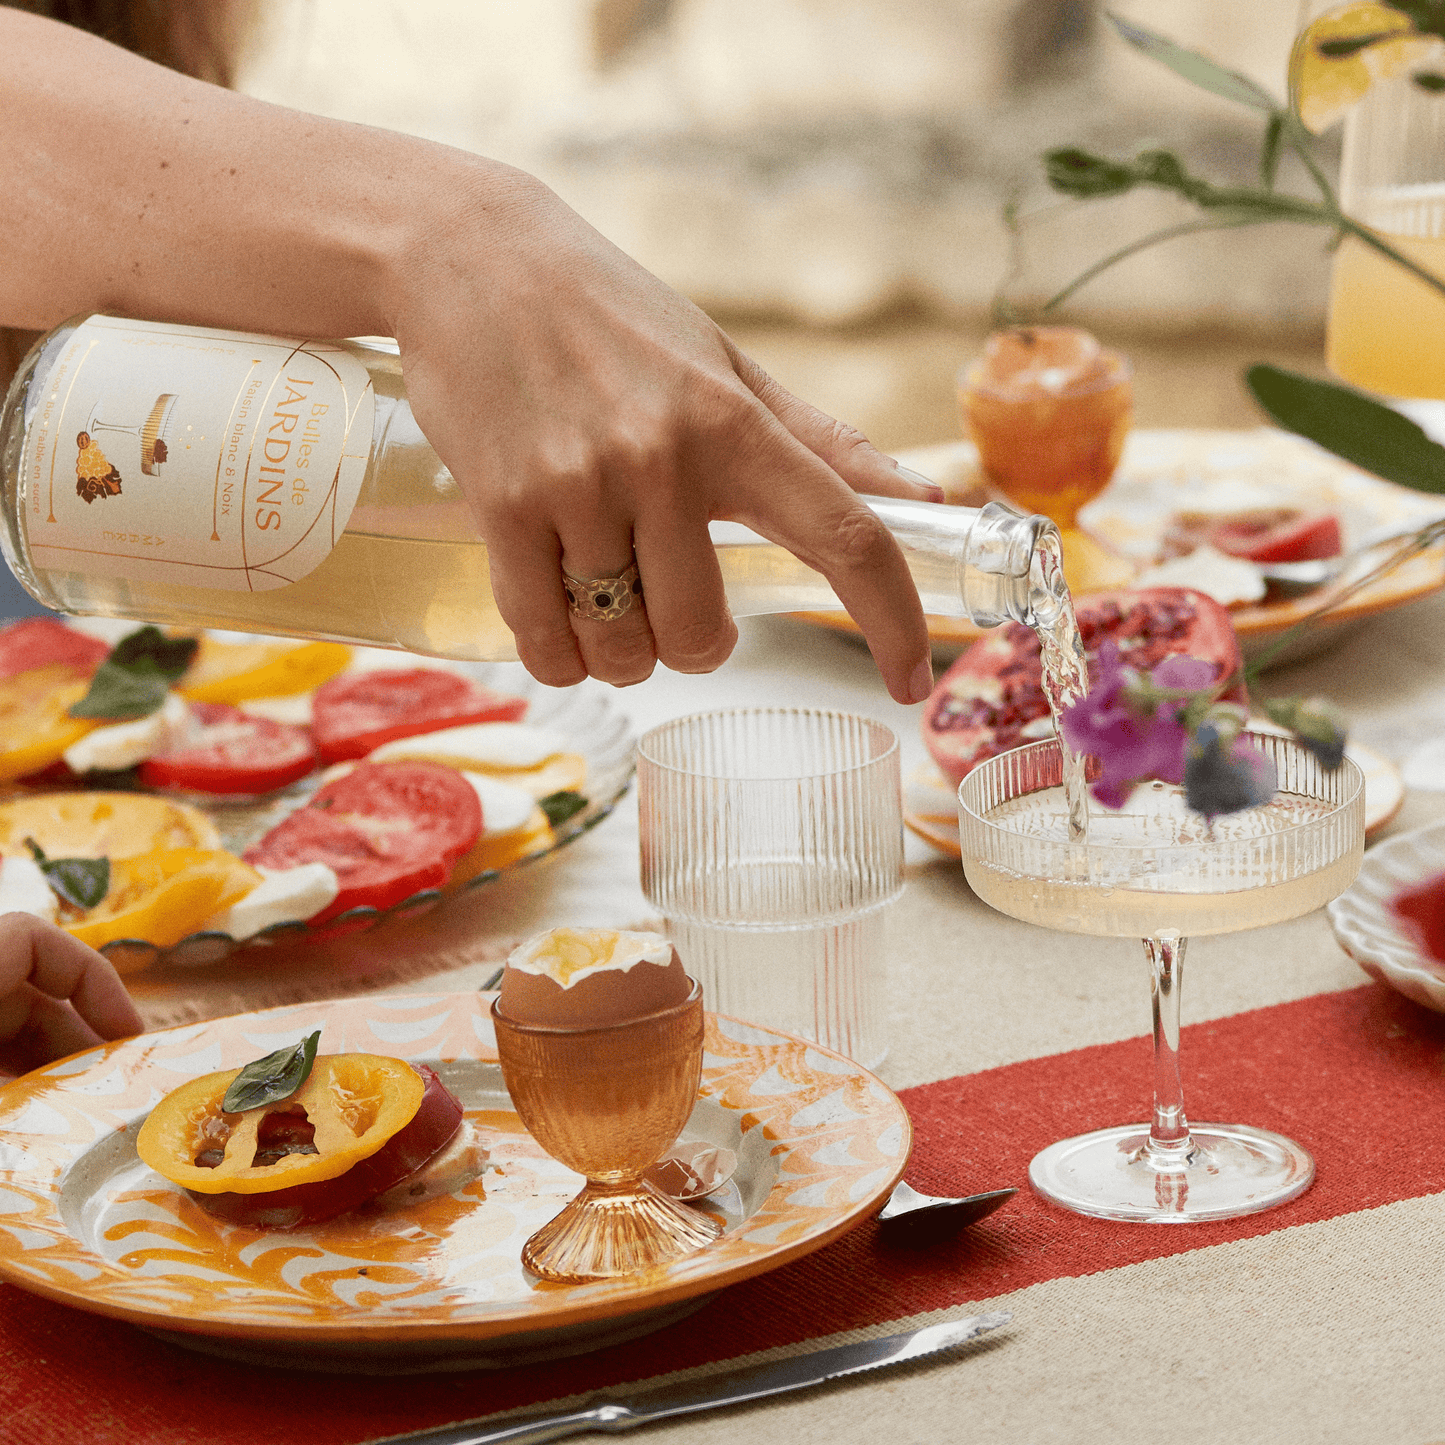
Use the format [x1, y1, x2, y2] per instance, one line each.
[958, 735, 1365, 1223]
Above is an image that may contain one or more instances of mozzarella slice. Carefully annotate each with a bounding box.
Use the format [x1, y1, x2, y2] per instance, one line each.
[63, 692, 190, 774]
[373, 1122, 488, 1209]
[0, 857, 58, 922]
[464, 773, 539, 838]
[1131, 546, 1267, 607]
[369, 723, 569, 771]
[201, 863, 340, 939]
[238, 693, 315, 726]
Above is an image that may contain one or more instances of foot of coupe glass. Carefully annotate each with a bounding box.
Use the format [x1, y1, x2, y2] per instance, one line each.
[1028, 931, 1315, 1223]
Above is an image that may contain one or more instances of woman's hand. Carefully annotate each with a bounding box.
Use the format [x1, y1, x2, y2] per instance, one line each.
[389, 167, 942, 704]
[0, 914, 142, 1078]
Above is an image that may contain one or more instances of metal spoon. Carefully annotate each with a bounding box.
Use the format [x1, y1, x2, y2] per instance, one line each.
[876, 1180, 1018, 1233]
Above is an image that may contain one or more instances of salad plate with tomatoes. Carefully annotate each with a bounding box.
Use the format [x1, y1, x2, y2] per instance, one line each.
[795, 429, 1445, 663]
[0, 619, 636, 971]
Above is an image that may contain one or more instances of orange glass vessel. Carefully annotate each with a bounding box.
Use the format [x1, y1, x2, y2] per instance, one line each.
[491, 981, 721, 1283]
[960, 327, 1132, 528]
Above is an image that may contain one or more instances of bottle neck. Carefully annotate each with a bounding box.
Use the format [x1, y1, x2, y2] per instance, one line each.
[715, 496, 1062, 629]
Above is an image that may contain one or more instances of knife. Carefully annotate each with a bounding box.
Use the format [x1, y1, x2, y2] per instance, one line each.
[369, 1312, 1011, 1445]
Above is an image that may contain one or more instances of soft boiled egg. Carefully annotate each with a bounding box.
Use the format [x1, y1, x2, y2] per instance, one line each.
[497, 928, 691, 1028]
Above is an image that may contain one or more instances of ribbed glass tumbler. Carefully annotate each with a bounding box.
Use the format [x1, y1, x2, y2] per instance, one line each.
[637, 708, 903, 1069]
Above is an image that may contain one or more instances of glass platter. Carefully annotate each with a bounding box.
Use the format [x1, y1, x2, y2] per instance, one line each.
[0, 992, 910, 1373]
[3, 654, 636, 971]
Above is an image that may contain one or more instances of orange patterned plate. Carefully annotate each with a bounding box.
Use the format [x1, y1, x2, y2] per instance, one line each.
[0, 993, 909, 1373]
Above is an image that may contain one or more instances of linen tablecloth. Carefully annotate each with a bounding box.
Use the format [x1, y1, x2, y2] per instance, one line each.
[6, 587, 1445, 1445]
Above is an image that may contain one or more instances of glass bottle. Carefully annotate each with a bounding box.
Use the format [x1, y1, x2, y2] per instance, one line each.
[1, 314, 1070, 660]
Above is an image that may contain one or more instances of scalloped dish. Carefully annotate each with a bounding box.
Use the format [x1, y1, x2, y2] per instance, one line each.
[1328, 822, 1445, 1013]
[0, 623, 635, 971]
[0, 992, 909, 1372]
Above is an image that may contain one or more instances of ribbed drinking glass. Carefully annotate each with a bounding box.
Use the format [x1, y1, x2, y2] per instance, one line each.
[637, 708, 903, 1069]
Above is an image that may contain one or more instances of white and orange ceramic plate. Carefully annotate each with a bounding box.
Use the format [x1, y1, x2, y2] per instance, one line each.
[796, 431, 1445, 663]
[0, 993, 909, 1373]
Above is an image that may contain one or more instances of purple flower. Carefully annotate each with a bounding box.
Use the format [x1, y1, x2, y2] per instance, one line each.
[1183, 721, 1278, 818]
[1061, 643, 1214, 809]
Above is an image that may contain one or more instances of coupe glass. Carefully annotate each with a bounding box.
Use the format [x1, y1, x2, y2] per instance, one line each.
[957, 732, 1365, 1222]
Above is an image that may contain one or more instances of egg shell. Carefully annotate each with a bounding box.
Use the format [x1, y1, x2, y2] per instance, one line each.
[497, 929, 692, 1029]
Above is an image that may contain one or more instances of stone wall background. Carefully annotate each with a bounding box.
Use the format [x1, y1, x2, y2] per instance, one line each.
[239, 0, 1331, 335]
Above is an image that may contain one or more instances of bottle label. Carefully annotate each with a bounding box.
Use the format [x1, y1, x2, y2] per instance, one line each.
[20, 315, 375, 592]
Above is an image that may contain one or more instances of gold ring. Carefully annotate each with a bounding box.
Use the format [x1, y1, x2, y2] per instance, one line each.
[562, 560, 643, 623]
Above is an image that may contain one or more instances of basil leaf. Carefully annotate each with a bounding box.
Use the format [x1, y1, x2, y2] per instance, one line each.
[1246, 365, 1445, 495]
[1106, 13, 1280, 113]
[539, 790, 588, 827]
[68, 626, 198, 721]
[24, 837, 110, 910]
[222, 1030, 321, 1114]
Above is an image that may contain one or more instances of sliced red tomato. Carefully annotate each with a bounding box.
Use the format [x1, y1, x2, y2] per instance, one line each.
[0, 619, 110, 682]
[1207, 510, 1342, 564]
[1391, 872, 1445, 964]
[1163, 508, 1342, 565]
[138, 702, 318, 796]
[922, 587, 1245, 786]
[243, 761, 483, 924]
[186, 1064, 465, 1229]
[310, 669, 528, 764]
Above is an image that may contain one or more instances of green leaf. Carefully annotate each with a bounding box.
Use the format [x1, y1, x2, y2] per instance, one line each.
[1318, 32, 1398, 58]
[1106, 13, 1280, 112]
[222, 1030, 321, 1114]
[539, 790, 588, 827]
[68, 626, 198, 721]
[1245, 365, 1445, 494]
[1260, 113, 1284, 190]
[1386, 0, 1445, 43]
[24, 837, 109, 910]
[1045, 147, 1142, 199]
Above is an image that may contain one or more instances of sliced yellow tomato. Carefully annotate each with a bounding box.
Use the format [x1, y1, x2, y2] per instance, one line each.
[0, 791, 221, 859]
[178, 638, 352, 705]
[444, 804, 554, 891]
[64, 847, 261, 953]
[1290, 2, 1434, 133]
[0, 665, 98, 783]
[135, 1053, 424, 1194]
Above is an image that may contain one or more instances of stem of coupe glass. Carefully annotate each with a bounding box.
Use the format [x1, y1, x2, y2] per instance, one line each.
[1144, 931, 1194, 1165]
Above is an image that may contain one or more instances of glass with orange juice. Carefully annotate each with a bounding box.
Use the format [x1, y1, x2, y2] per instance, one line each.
[1326, 74, 1445, 398]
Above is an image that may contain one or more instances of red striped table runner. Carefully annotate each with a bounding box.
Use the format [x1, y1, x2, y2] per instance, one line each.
[1, 981, 1438, 1445]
